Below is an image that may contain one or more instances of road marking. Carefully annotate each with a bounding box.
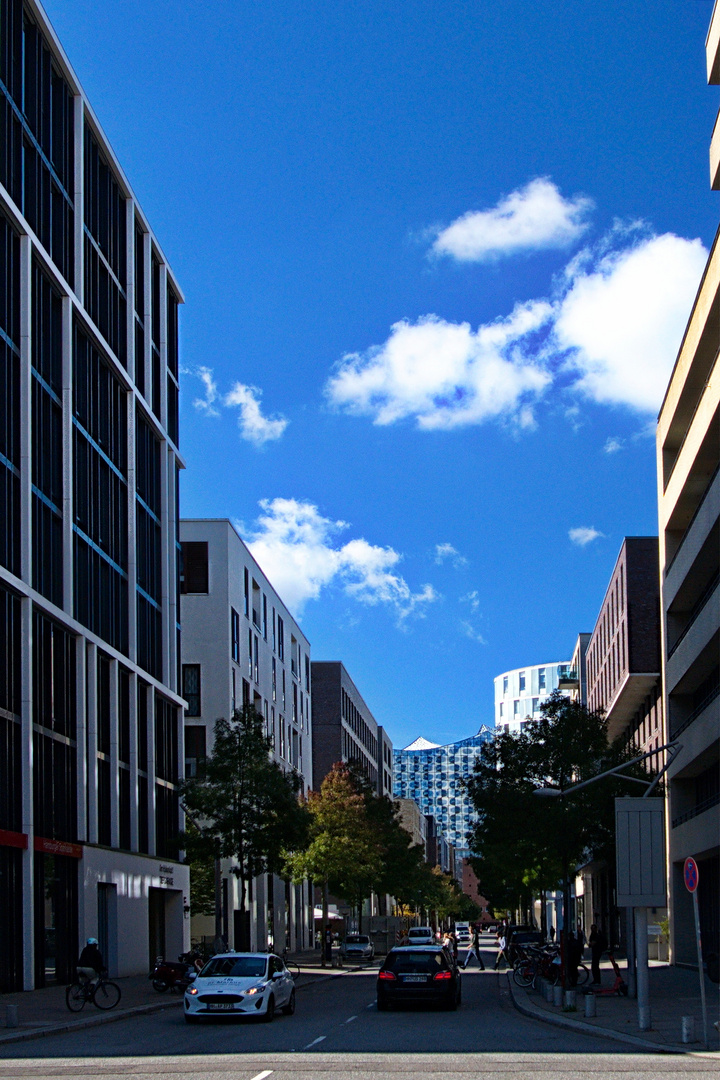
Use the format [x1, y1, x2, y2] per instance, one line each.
[366, 1001, 375, 1008]
[249, 1073, 274, 1080]
[303, 1035, 326, 1049]
[343, 1014, 357, 1024]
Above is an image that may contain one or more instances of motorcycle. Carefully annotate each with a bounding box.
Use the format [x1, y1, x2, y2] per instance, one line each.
[150, 952, 202, 993]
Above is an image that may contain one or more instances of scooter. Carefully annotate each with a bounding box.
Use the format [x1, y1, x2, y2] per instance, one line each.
[585, 951, 628, 997]
[150, 952, 201, 993]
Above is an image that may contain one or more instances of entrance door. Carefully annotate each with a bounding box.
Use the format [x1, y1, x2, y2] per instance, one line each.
[148, 887, 166, 968]
[33, 853, 78, 986]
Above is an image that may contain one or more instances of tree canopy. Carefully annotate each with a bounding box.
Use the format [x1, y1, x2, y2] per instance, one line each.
[465, 693, 653, 913]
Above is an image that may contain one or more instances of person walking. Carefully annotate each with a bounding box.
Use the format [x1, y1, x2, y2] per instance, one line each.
[462, 924, 486, 970]
[493, 928, 507, 970]
[589, 923, 607, 985]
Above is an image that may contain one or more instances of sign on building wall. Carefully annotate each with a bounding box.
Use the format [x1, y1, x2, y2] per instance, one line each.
[615, 797, 666, 908]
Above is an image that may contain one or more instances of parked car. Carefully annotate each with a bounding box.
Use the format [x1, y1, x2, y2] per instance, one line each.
[340, 934, 375, 961]
[505, 926, 544, 964]
[405, 926, 435, 946]
[377, 945, 461, 1011]
[454, 922, 471, 946]
[184, 953, 295, 1023]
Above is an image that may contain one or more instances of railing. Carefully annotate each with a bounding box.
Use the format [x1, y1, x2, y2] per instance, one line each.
[663, 362, 717, 493]
[666, 572, 720, 660]
[672, 792, 720, 829]
[670, 682, 720, 740]
[665, 461, 720, 577]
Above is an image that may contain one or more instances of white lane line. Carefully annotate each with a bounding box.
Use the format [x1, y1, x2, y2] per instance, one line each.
[303, 1035, 327, 1049]
[343, 1015, 358, 1024]
[366, 1001, 375, 1009]
[249, 1072, 274, 1080]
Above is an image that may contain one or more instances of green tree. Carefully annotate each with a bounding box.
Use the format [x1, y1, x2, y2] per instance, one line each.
[180, 705, 309, 943]
[465, 692, 652, 917]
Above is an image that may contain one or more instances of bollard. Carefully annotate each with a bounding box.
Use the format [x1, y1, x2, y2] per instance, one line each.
[681, 1016, 695, 1043]
[5, 1005, 18, 1029]
[553, 984, 563, 1007]
[564, 989, 576, 1010]
[585, 993, 596, 1018]
[638, 1004, 651, 1032]
[543, 981, 553, 1002]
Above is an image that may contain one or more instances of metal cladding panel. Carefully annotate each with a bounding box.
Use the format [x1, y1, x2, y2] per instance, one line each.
[615, 797, 667, 907]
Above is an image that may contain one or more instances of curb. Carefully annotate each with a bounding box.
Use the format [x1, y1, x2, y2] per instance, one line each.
[0, 968, 350, 1047]
[504, 973, 718, 1058]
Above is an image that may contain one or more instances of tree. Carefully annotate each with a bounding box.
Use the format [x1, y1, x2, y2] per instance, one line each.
[465, 692, 652, 917]
[285, 764, 383, 958]
[180, 705, 309, 947]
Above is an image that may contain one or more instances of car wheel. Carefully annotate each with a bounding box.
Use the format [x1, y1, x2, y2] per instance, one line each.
[445, 996, 458, 1011]
[152, 979, 169, 993]
[184, 1014, 198, 1024]
[262, 995, 275, 1022]
[281, 989, 296, 1015]
[376, 995, 388, 1012]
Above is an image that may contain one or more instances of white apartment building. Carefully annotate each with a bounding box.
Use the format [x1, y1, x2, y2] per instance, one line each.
[179, 519, 313, 954]
[494, 661, 573, 733]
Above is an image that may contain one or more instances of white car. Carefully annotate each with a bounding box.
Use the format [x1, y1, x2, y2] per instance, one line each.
[184, 952, 295, 1023]
[406, 926, 435, 946]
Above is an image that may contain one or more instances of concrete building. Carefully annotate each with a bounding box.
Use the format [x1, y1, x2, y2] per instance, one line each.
[395, 798, 428, 851]
[655, 6, 720, 967]
[494, 662, 574, 733]
[310, 661, 393, 798]
[0, 0, 189, 991]
[393, 728, 494, 859]
[179, 519, 313, 953]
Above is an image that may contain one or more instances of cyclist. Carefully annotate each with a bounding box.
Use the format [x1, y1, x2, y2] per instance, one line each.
[77, 937, 104, 988]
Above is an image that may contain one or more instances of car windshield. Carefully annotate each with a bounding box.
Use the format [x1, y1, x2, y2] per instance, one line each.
[408, 929, 431, 938]
[385, 950, 447, 974]
[346, 936, 369, 944]
[199, 957, 267, 979]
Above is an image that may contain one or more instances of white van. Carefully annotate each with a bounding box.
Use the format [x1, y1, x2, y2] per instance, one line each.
[454, 922, 471, 945]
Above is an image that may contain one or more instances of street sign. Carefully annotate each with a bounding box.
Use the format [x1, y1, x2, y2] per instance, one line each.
[684, 856, 699, 893]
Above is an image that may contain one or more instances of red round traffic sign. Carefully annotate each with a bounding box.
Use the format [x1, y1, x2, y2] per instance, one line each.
[684, 856, 699, 893]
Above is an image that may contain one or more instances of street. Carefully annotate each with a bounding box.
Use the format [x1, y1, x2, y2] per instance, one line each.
[0, 966, 716, 1080]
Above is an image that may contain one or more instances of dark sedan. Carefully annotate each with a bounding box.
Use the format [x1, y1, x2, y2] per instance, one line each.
[376, 946, 461, 1011]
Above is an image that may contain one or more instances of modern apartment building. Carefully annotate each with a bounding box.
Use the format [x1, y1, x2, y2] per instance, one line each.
[310, 661, 393, 798]
[393, 728, 494, 858]
[0, 0, 188, 991]
[494, 661, 574, 733]
[655, 5, 720, 966]
[179, 519, 313, 953]
[585, 538, 663, 762]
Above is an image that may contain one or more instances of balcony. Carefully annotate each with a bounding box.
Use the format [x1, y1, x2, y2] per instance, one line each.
[557, 670, 579, 690]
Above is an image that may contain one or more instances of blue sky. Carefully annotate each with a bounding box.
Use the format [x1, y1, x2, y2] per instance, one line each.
[46, 0, 718, 749]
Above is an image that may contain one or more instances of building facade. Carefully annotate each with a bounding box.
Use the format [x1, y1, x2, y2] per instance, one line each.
[0, 0, 188, 991]
[179, 519, 313, 953]
[656, 6, 720, 968]
[393, 728, 494, 859]
[493, 662, 573, 733]
[310, 661, 393, 798]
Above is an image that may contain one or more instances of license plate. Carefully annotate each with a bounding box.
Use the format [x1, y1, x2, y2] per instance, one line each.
[208, 1003, 234, 1011]
[403, 975, 427, 983]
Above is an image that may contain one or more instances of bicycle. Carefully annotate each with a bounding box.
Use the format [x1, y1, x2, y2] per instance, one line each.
[66, 971, 122, 1012]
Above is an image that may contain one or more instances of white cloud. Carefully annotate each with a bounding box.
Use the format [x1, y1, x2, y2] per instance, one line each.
[461, 620, 487, 645]
[224, 383, 289, 446]
[569, 526, 604, 547]
[244, 498, 439, 622]
[554, 233, 707, 413]
[435, 543, 468, 568]
[431, 178, 593, 263]
[192, 366, 220, 416]
[604, 436, 624, 454]
[461, 590, 480, 612]
[326, 302, 553, 431]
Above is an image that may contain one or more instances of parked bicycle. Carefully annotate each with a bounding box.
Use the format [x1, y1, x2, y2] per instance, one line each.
[66, 970, 122, 1012]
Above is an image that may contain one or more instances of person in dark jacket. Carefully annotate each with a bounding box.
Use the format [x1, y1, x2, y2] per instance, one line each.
[77, 938, 104, 986]
[589, 923, 607, 985]
[462, 925, 486, 970]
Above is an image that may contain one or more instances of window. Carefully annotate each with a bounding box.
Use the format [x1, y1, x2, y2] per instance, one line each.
[503, 676, 508, 694]
[272, 657, 277, 701]
[182, 664, 201, 716]
[231, 608, 240, 662]
[243, 568, 249, 617]
[513, 700, 519, 715]
[184, 725, 206, 779]
[277, 616, 284, 661]
[247, 628, 253, 677]
[519, 671, 526, 693]
[538, 668, 546, 690]
[305, 655, 310, 692]
[252, 580, 261, 628]
[253, 635, 259, 683]
[262, 594, 267, 639]
[180, 542, 208, 593]
[499, 702, 503, 717]
[532, 697, 539, 713]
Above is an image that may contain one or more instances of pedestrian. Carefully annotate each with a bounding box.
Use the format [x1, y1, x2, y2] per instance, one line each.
[462, 924, 486, 970]
[588, 923, 607, 985]
[493, 928, 507, 970]
[566, 930, 583, 987]
[549, 925, 556, 944]
[77, 937, 104, 988]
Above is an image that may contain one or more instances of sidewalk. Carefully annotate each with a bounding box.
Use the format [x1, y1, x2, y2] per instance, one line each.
[506, 958, 720, 1056]
[0, 959, 346, 1048]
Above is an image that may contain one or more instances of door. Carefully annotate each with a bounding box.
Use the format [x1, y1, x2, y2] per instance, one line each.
[148, 887, 166, 968]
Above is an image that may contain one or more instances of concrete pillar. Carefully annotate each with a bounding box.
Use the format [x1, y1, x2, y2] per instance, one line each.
[635, 906, 651, 1031]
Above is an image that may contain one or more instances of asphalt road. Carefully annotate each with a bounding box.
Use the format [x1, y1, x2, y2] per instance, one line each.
[0, 966, 715, 1079]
